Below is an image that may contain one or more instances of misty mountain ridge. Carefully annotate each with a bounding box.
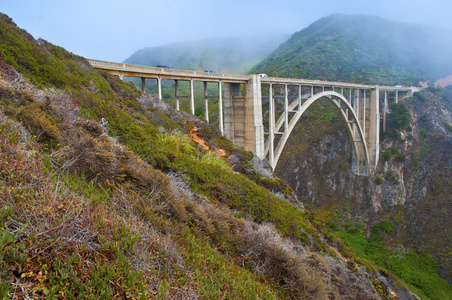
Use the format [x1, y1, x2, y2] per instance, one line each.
[124, 34, 289, 74]
[250, 14, 452, 86]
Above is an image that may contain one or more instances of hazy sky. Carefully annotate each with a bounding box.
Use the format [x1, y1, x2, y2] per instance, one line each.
[1, 0, 451, 62]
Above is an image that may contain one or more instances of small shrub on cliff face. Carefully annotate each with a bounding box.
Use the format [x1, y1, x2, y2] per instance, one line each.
[395, 153, 406, 162]
[380, 151, 392, 161]
[375, 176, 383, 184]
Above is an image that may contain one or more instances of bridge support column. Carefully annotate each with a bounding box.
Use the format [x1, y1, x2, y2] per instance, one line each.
[224, 83, 240, 145]
[284, 84, 289, 132]
[367, 87, 380, 170]
[298, 85, 302, 111]
[204, 82, 209, 123]
[141, 78, 146, 94]
[218, 81, 223, 135]
[190, 80, 195, 115]
[351, 89, 366, 175]
[269, 84, 275, 166]
[223, 76, 264, 158]
[157, 77, 162, 101]
[175, 80, 180, 111]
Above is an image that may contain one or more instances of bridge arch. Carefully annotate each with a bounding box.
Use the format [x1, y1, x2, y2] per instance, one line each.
[267, 90, 370, 176]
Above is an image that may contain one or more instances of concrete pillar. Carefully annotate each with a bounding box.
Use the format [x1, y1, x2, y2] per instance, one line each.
[223, 77, 263, 158]
[269, 84, 275, 166]
[223, 82, 236, 145]
[395, 91, 399, 104]
[175, 80, 180, 111]
[218, 81, 223, 136]
[311, 85, 314, 97]
[190, 79, 195, 115]
[157, 77, 162, 102]
[245, 75, 264, 158]
[204, 82, 209, 123]
[367, 87, 380, 170]
[284, 84, 289, 132]
[298, 85, 302, 111]
[362, 89, 366, 138]
[141, 77, 146, 94]
[354, 89, 360, 120]
[351, 89, 362, 175]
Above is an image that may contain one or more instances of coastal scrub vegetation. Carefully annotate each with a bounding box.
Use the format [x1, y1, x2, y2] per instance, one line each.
[1, 12, 448, 299]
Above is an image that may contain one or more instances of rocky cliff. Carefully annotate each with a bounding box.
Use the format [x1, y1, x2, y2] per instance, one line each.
[275, 88, 452, 288]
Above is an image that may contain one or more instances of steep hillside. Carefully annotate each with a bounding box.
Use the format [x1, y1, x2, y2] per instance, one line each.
[124, 35, 289, 74]
[249, 14, 452, 86]
[0, 12, 422, 299]
[274, 87, 452, 298]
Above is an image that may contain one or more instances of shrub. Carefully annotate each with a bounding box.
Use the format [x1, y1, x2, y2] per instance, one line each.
[372, 220, 394, 236]
[380, 151, 392, 161]
[395, 153, 406, 161]
[375, 176, 383, 184]
[420, 129, 428, 139]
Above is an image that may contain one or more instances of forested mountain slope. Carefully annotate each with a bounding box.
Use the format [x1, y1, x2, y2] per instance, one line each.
[124, 35, 289, 74]
[249, 14, 452, 86]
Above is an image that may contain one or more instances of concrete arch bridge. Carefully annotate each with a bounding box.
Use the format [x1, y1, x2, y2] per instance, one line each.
[88, 59, 417, 176]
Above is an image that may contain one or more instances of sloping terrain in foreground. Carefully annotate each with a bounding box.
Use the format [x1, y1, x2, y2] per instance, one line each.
[0, 12, 422, 299]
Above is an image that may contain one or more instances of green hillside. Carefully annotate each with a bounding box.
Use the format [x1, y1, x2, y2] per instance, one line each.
[249, 14, 452, 86]
[124, 35, 289, 74]
[0, 12, 425, 299]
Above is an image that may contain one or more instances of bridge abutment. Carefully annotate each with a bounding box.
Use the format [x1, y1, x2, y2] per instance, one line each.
[223, 75, 265, 159]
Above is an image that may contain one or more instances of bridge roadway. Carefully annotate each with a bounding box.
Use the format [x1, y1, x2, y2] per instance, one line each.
[88, 59, 412, 92]
[88, 59, 417, 176]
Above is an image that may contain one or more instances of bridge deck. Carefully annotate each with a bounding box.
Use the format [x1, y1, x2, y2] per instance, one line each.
[88, 59, 416, 93]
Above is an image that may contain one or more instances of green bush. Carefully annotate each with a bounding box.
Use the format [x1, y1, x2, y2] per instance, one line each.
[395, 153, 406, 162]
[375, 176, 383, 184]
[372, 220, 394, 236]
[380, 151, 392, 161]
[420, 129, 428, 139]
